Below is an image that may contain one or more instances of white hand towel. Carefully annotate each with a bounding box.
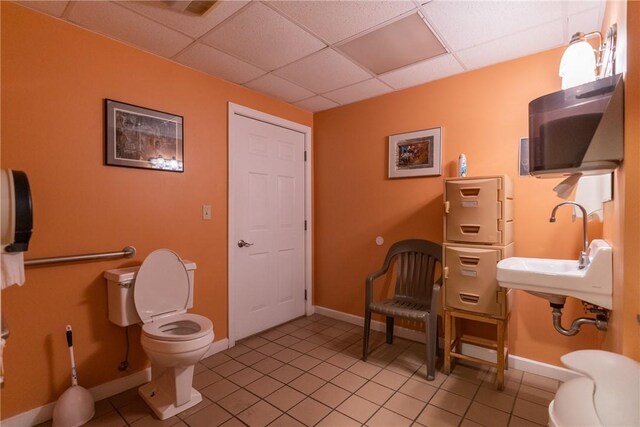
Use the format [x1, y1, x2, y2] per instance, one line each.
[1, 251, 25, 289]
[575, 174, 612, 222]
[553, 173, 582, 199]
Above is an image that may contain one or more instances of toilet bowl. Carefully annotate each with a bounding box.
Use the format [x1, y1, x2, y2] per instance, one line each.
[548, 350, 640, 427]
[104, 249, 214, 420]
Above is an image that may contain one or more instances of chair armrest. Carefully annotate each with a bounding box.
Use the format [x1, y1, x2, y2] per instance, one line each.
[365, 268, 389, 304]
[430, 278, 443, 314]
[366, 268, 388, 285]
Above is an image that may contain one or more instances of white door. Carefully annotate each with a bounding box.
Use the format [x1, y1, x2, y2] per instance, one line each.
[230, 112, 307, 341]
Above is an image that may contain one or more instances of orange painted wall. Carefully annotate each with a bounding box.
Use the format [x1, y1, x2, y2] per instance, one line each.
[0, 3, 312, 418]
[314, 48, 604, 366]
[2, 0, 637, 420]
[601, 0, 640, 360]
[621, 0, 640, 362]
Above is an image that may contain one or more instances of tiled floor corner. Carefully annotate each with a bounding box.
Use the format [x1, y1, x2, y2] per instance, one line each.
[36, 314, 558, 427]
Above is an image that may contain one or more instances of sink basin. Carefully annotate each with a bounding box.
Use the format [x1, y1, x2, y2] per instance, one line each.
[497, 239, 612, 309]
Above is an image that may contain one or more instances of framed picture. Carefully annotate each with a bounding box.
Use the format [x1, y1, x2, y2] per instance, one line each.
[388, 127, 442, 178]
[105, 99, 184, 172]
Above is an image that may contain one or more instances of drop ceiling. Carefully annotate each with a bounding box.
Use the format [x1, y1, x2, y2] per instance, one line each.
[17, 0, 605, 112]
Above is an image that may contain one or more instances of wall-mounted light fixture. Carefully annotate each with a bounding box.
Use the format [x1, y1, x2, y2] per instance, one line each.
[559, 24, 617, 90]
[559, 31, 601, 89]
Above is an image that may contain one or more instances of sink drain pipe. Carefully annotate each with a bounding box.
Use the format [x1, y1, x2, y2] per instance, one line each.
[550, 303, 609, 336]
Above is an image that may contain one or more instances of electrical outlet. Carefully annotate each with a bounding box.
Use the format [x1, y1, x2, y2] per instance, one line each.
[202, 205, 212, 220]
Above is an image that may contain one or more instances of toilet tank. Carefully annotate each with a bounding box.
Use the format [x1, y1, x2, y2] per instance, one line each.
[104, 261, 196, 327]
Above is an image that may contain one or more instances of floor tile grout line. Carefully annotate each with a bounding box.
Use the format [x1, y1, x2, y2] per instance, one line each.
[228, 326, 413, 425]
[89, 314, 553, 427]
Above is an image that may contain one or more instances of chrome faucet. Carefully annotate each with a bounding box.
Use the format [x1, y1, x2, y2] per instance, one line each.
[549, 201, 590, 269]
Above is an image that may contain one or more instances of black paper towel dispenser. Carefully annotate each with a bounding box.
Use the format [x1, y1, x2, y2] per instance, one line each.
[528, 74, 623, 177]
[1, 169, 33, 253]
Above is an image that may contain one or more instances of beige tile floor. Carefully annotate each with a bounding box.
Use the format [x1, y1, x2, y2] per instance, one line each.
[38, 314, 559, 427]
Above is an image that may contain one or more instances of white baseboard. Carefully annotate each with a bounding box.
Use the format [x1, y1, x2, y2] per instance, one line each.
[204, 338, 229, 359]
[314, 305, 580, 383]
[1, 401, 58, 427]
[314, 305, 426, 342]
[3, 338, 230, 427]
[1, 369, 152, 427]
[509, 354, 579, 382]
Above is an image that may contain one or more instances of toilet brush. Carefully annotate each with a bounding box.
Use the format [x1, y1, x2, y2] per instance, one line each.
[52, 325, 95, 427]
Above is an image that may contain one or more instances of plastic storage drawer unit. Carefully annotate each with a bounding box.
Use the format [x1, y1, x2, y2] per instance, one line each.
[443, 243, 514, 318]
[444, 176, 514, 245]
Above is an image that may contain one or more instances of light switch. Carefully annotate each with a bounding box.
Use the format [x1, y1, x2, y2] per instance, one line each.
[202, 205, 212, 220]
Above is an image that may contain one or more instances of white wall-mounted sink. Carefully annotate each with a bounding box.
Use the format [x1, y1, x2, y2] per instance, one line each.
[496, 239, 612, 309]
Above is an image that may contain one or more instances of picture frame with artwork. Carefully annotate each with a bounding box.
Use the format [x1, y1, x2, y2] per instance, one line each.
[388, 127, 442, 178]
[105, 99, 184, 172]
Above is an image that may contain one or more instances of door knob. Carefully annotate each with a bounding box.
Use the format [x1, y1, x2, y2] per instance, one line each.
[237, 240, 254, 248]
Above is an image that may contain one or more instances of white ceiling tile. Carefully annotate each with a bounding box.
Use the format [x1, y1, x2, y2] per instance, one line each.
[323, 79, 393, 105]
[245, 74, 315, 103]
[200, 2, 325, 70]
[455, 20, 564, 71]
[567, 0, 605, 15]
[67, 1, 193, 58]
[294, 96, 339, 112]
[379, 54, 464, 89]
[119, 0, 250, 39]
[15, 0, 604, 109]
[274, 49, 371, 93]
[337, 12, 446, 75]
[268, 0, 416, 44]
[568, 7, 604, 41]
[15, 1, 68, 17]
[422, 1, 563, 51]
[174, 43, 265, 84]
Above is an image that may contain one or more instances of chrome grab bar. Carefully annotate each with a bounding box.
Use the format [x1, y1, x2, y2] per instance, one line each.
[24, 246, 136, 266]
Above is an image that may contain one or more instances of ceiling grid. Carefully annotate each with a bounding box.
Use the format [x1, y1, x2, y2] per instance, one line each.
[16, 0, 606, 111]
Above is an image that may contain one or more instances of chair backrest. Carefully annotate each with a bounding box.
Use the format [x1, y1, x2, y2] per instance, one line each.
[383, 239, 443, 304]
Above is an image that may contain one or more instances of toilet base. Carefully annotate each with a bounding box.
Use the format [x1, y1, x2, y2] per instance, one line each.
[139, 380, 202, 420]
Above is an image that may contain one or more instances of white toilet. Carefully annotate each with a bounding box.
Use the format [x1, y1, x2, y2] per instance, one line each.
[104, 249, 214, 420]
[548, 350, 640, 427]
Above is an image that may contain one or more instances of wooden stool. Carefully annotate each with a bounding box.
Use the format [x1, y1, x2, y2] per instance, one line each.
[443, 309, 510, 390]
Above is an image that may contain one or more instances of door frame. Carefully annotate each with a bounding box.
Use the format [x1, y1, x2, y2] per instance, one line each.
[227, 102, 313, 347]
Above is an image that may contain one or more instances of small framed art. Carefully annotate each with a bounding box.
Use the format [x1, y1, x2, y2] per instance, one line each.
[388, 127, 442, 178]
[105, 99, 184, 172]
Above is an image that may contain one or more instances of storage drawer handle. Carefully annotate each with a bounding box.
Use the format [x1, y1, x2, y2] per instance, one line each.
[460, 269, 478, 277]
[459, 256, 480, 266]
[459, 293, 480, 304]
[460, 225, 480, 234]
[460, 188, 480, 197]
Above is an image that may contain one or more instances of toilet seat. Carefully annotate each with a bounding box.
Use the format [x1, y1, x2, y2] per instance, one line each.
[134, 249, 191, 323]
[142, 313, 213, 342]
[134, 249, 212, 342]
[549, 350, 640, 427]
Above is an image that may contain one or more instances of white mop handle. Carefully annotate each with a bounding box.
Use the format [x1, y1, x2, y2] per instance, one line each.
[66, 325, 78, 387]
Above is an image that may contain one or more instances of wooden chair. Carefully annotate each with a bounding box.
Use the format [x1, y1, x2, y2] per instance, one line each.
[363, 239, 443, 380]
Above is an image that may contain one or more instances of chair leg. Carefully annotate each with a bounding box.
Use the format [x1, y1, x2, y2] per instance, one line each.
[363, 310, 372, 361]
[444, 310, 452, 375]
[386, 316, 394, 344]
[435, 316, 440, 356]
[425, 315, 438, 381]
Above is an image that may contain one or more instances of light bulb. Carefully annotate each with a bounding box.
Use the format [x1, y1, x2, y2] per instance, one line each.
[559, 40, 596, 89]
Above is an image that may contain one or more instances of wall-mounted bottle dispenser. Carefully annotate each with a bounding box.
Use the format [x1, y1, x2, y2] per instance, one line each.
[528, 74, 623, 177]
